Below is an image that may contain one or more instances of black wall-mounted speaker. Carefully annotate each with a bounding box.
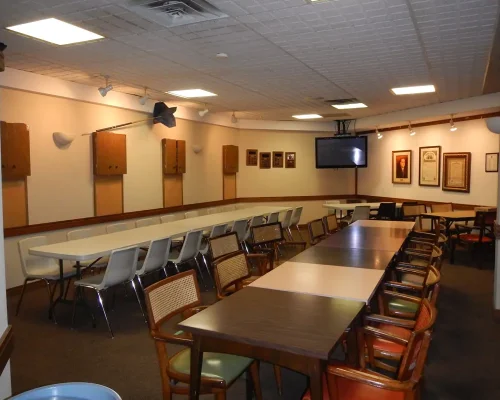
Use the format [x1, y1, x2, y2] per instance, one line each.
[153, 102, 177, 128]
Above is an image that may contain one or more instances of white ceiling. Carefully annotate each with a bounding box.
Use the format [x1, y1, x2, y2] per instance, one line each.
[0, 0, 498, 121]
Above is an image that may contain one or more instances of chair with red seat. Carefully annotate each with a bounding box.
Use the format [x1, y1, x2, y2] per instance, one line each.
[451, 210, 495, 267]
[302, 304, 434, 400]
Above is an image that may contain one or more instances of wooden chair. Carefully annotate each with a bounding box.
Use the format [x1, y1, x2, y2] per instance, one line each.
[144, 270, 262, 400]
[322, 214, 340, 234]
[308, 219, 327, 245]
[451, 211, 496, 267]
[364, 299, 437, 373]
[302, 325, 433, 400]
[250, 222, 306, 261]
[209, 232, 273, 276]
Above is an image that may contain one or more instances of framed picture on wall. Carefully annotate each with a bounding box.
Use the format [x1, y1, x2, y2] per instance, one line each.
[419, 146, 441, 187]
[485, 153, 499, 172]
[392, 150, 412, 184]
[442, 152, 471, 192]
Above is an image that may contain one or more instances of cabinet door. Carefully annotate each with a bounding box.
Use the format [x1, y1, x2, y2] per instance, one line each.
[176, 140, 186, 174]
[1, 122, 31, 180]
[162, 139, 178, 175]
[93, 132, 114, 175]
[223, 145, 239, 174]
[112, 133, 127, 174]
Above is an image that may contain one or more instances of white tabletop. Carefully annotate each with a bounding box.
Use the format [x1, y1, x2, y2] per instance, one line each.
[249, 261, 385, 304]
[29, 206, 290, 261]
[323, 202, 403, 210]
[351, 220, 415, 230]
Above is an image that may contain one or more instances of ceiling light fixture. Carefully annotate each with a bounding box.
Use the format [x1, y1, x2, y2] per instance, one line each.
[198, 108, 209, 117]
[231, 112, 238, 124]
[391, 85, 436, 95]
[408, 122, 416, 136]
[332, 103, 367, 110]
[139, 87, 149, 105]
[376, 128, 383, 139]
[98, 76, 113, 97]
[216, 52, 228, 58]
[292, 114, 323, 119]
[449, 114, 458, 132]
[168, 89, 217, 98]
[7, 18, 103, 45]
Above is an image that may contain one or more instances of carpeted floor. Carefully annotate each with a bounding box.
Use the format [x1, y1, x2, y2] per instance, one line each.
[5, 244, 500, 399]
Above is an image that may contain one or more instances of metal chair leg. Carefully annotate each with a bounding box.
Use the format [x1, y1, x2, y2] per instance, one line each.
[194, 257, 207, 289]
[97, 290, 114, 338]
[286, 227, 294, 241]
[130, 279, 148, 324]
[201, 253, 214, 286]
[46, 280, 58, 324]
[64, 277, 72, 300]
[173, 263, 181, 274]
[15, 278, 29, 316]
[295, 224, 305, 241]
[137, 275, 145, 294]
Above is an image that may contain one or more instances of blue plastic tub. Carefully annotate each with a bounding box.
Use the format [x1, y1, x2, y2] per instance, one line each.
[10, 382, 121, 400]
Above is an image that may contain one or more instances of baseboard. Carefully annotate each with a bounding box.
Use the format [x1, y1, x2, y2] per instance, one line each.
[6, 279, 44, 297]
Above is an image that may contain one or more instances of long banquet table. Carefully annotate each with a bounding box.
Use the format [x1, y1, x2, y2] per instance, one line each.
[180, 219, 415, 400]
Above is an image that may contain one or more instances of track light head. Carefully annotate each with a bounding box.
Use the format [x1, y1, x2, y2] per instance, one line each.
[139, 87, 149, 105]
[449, 115, 457, 132]
[198, 108, 209, 117]
[231, 112, 238, 124]
[98, 84, 113, 97]
[376, 128, 383, 139]
[408, 122, 416, 136]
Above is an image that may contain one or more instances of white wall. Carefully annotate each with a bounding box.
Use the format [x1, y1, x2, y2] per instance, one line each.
[358, 119, 499, 206]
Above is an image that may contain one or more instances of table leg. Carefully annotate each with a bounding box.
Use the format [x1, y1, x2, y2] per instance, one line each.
[49, 259, 65, 319]
[189, 335, 203, 399]
[308, 359, 323, 400]
[346, 312, 362, 367]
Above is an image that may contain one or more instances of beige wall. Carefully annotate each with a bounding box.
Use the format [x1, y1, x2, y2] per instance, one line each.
[358, 119, 499, 206]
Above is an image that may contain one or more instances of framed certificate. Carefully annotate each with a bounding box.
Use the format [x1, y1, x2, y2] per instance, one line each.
[419, 146, 441, 187]
[442, 152, 471, 192]
[392, 150, 412, 184]
[485, 153, 499, 172]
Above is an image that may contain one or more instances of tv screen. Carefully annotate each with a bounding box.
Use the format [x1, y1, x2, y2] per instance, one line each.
[315, 136, 368, 168]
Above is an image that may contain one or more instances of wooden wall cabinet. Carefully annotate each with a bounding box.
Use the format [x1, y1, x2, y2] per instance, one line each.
[162, 139, 186, 174]
[93, 131, 127, 176]
[1, 122, 31, 180]
[223, 145, 239, 173]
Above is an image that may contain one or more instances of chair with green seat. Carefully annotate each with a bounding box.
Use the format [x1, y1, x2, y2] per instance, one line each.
[143, 270, 262, 400]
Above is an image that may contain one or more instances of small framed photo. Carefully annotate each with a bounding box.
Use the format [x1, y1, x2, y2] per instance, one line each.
[485, 153, 499, 172]
[419, 146, 441, 187]
[443, 152, 471, 192]
[392, 150, 412, 184]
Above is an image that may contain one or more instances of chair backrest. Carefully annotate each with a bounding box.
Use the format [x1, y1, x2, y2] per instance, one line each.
[160, 214, 176, 223]
[67, 228, 92, 241]
[209, 232, 241, 261]
[308, 219, 326, 244]
[431, 203, 453, 213]
[251, 222, 283, 245]
[184, 210, 199, 219]
[138, 237, 171, 275]
[144, 270, 201, 329]
[177, 230, 203, 262]
[402, 204, 426, 221]
[472, 211, 496, 240]
[210, 223, 228, 238]
[351, 206, 371, 222]
[207, 207, 219, 215]
[377, 203, 396, 220]
[398, 300, 436, 382]
[231, 218, 249, 242]
[18, 236, 58, 277]
[249, 215, 264, 228]
[280, 209, 293, 229]
[290, 207, 303, 225]
[267, 212, 279, 224]
[106, 223, 129, 234]
[322, 214, 338, 233]
[213, 250, 251, 297]
[101, 246, 139, 287]
[136, 218, 157, 228]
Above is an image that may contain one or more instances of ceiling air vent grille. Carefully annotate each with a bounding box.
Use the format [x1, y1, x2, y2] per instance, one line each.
[124, 0, 228, 28]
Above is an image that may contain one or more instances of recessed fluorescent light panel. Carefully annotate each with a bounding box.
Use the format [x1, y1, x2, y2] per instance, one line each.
[292, 114, 323, 119]
[167, 89, 217, 98]
[7, 18, 103, 45]
[391, 85, 436, 95]
[332, 103, 367, 110]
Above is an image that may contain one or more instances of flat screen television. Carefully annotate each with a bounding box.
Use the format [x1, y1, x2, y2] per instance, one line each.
[315, 136, 368, 168]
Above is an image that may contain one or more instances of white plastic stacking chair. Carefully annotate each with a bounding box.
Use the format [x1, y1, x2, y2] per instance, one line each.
[72, 246, 142, 338]
[267, 212, 279, 224]
[289, 207, 305, 241]
[67, 229, 108, 272]
[106, 223, 129, 234]
[135, 218, 158, 228]
[135, 237, 171, 295]
[341, 205, 371, 227]
[184, 210, 199, 219]
[168, 230, 206, 287]
[207, 207, 219, 215]
[280, 209, 293, 240]
[231, 218, 249, 245]
[17, 236, 77, 321]
[160, 214, 176, 223]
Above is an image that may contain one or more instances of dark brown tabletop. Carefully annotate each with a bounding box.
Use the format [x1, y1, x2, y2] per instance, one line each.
[179, 287, 365, 360]
[291, 245, 395, 270]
